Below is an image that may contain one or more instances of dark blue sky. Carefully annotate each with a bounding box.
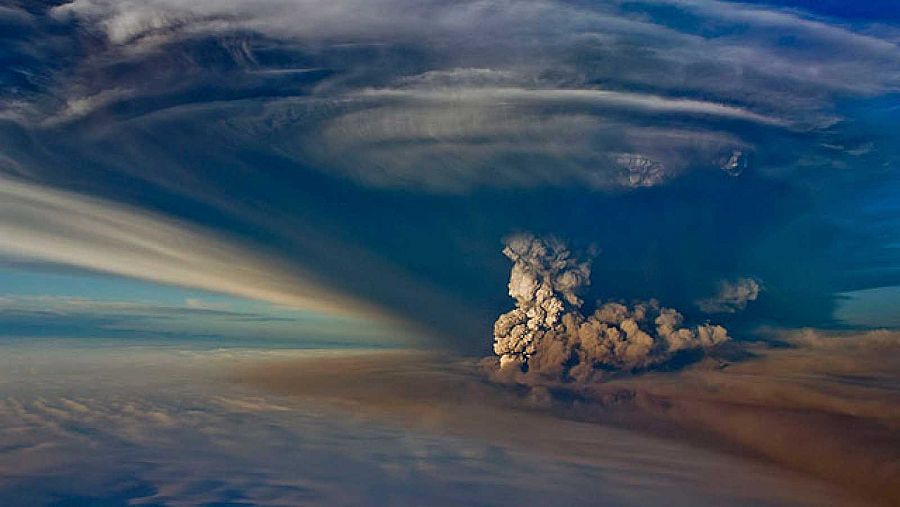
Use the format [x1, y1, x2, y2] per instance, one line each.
[0, 0, 898, 352]
[752, 0, 900, 21]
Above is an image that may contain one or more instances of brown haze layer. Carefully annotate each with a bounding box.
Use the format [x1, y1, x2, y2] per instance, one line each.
[234, 329, 900, 506]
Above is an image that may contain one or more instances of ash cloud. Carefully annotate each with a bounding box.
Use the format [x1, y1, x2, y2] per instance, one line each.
[697, 277, 763, 314]
[492, 234, 729, 382]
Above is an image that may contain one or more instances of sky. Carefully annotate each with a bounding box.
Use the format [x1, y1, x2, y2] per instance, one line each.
[0, 1, 898, 353]
[1, 2, 899, 505]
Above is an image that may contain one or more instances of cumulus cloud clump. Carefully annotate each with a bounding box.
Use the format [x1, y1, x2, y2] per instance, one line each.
[493, 234, 728, 382]
[697, 277, 762, 314]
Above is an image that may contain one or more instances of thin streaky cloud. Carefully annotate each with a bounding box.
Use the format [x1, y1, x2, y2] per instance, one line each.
[0, 174, 393, 323]
[361, 87, 789, 126]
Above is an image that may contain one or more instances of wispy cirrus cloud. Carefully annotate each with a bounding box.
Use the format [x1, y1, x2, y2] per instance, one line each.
[24, 0, 896, 192]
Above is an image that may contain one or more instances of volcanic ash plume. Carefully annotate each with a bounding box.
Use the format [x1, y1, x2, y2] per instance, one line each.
[493, 234, 729, 382]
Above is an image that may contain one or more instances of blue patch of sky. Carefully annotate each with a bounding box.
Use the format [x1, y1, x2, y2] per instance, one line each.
[745, 0, 900, 22]
[0, 266, 410, 348]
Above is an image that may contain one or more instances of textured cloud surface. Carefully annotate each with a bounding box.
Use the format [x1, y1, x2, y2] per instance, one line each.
[0, 340, 863, 507]
[239, 329, 900, 506]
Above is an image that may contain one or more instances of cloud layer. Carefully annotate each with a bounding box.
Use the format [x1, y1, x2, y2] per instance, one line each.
[0, 341, 860, 506]
[238, 329, 900, 505]
[8, 0, 898, 192]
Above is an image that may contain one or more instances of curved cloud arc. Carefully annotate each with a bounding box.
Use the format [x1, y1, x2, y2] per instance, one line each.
[0, 174, 393, 323]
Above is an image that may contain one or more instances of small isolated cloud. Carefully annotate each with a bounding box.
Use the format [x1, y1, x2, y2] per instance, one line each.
[697, 277, 762, 314]
[616, 153, 667, 188]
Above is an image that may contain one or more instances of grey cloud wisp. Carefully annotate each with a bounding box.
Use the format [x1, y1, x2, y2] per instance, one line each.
[9, 0, 897, 192]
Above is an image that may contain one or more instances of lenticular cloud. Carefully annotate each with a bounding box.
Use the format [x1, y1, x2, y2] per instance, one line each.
[492, 234, 729, 382]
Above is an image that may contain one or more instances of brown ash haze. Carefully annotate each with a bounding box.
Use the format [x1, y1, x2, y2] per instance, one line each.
[235, 235, 900, 506]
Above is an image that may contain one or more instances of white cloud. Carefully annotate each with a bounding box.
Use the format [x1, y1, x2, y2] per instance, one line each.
[0, 342, 870, 506]
[0, 174, 389, 321]
[362, 87, 788, 125]
[289, 85, 759, 191]
[45, 88, 134, 124]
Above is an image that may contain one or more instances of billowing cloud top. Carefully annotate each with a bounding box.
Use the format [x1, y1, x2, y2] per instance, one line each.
[492, 234, 729, 381]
